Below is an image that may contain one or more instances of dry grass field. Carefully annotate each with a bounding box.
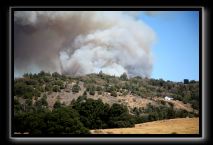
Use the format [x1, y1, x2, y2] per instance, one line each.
[91, 117, 199, 134]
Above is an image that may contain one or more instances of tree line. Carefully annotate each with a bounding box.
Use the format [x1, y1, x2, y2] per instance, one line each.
[14, 95, 197, 135]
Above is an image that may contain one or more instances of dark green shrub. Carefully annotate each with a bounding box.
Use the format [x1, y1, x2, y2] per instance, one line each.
[72, 84, 81, 93]
[111, 91, 117, 97]
[53, 85, 60, 92]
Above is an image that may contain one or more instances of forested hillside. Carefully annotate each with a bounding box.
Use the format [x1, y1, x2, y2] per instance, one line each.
[14, 71, 199, 135]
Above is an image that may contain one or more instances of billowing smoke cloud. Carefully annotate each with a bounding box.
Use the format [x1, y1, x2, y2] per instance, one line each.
[14, 11, 156, 78]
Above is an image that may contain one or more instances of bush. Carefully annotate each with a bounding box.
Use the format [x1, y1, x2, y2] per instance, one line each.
[111, 91, 117, 97]
[40, 96, 48, 106]
[53, 85, 60, 92]
[190, 100, 199, 110]
[54, 80, 64, 89]
[87, 86, 95, 95]
[25, 79, 39, 85]
[72, 84, 81, 93]
[45, 84, 53, 92]
[53, 100, 61, 109]
[83, 91, 87, 96]
[25, 99, 32, 106]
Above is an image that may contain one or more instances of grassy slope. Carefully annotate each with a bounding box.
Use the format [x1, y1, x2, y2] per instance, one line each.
[91, 117, 199, 134]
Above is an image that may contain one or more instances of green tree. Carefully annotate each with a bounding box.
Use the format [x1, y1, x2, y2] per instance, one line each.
[184, 79, 189, 84]
[120, 72, 128, 80]
[38, 70, 46, 77]
[73, 98, 109, 129]
[108, 103, 134, 128]
[47, 107, 90, 134]
[99, 70, 103, 77]
[52, 72, 60, 78]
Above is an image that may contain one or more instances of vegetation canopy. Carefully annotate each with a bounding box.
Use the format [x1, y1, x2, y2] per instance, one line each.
[14, 71, 199, 135]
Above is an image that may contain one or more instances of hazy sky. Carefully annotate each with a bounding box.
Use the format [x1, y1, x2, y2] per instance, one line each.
[14, 11, 199, 82]
[140, 11, 199, 81]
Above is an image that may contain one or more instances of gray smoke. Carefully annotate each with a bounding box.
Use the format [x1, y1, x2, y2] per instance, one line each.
[14, 11, 156, 78]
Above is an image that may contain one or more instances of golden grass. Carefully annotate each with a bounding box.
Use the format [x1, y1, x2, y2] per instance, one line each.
[90, 117, 199, 134]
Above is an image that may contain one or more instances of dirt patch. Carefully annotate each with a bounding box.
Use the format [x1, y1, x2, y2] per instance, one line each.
[43, 82, 195, 113]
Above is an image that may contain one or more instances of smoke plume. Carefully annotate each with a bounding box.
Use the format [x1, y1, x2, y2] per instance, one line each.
[14, 11, 156, 78]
